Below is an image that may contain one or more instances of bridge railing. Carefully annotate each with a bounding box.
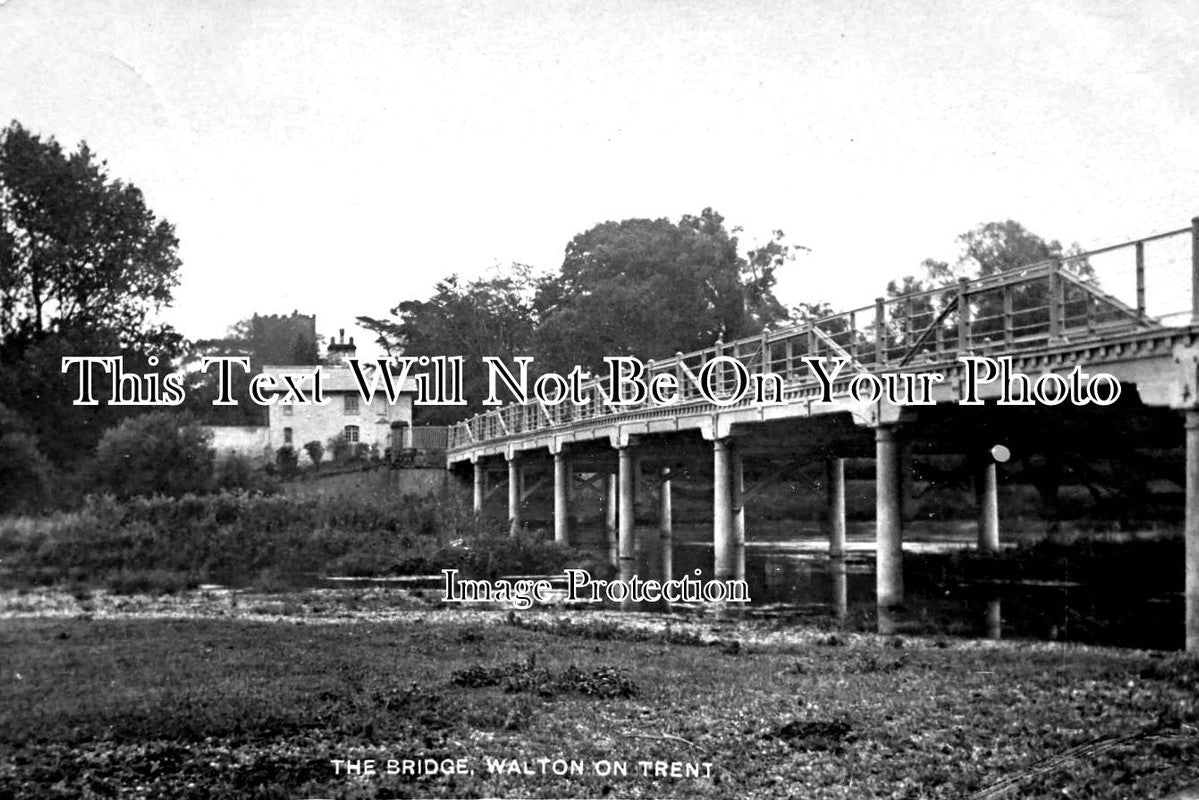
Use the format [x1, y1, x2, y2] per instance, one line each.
[448, 222, 1197, 453]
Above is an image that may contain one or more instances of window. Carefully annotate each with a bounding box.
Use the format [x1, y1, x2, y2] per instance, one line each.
[283, 427, 293, 445]
[344, 395, 359, 415]
[282, 403, 293, 416]
[344, 425, 360, 443]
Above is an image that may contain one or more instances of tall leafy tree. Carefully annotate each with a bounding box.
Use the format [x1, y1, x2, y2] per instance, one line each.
[0, 121, 182, 359]
[534, 208, 794, 374]
[0, 121, 184, 467]
[358, 266, 542, 424]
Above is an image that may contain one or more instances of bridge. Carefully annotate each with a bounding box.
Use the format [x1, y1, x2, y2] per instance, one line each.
[446, 216, 1199, 651]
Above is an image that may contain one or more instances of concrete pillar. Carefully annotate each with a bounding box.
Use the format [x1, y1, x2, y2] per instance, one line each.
[713, 439, 735, 580]
[659, 467, 673, 583]
[472, 461, 484, 514]
[978, 460, 1000, 552]
[826, 457, 847, 559]
[605, 474, 618, 567]
[507, 455, 521, 535]
[898, 440, 913, 522]
[1186, 411, 1199, 652]
[875, 425, 904, 609]
[732, 449, 746, 581]
[618, 447, 637, 611]
[829, 557, 848, 625]
[553, 451, 569, 546]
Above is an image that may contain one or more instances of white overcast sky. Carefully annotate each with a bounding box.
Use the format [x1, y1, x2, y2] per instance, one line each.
[2, 0, 1197, 357]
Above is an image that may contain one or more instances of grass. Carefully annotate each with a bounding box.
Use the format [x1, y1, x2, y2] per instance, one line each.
[1, 590, 1198, 799]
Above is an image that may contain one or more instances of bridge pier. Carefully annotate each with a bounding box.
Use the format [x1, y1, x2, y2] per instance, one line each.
[732, 450, 746, 581]
[713, 439, 735, 581]
[605, 474, 618, 567]
[553, 451, 570, 546]
[1187, 411, 1199, 653]
[977, 459, 1000, 552]
[875, 425, 904, 614]
[507, 454, 521, 535]
[826, 457, 847, 559]
[618, 447, 637, 611]
[472, 461, 484, 515]
[659, 467, 673, 584]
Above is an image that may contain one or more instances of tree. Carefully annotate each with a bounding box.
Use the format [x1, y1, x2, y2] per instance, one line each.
[0, 403, 54, 513]
[887, 220, 1093, 355]
[359, 266, 543, 424]
[88, 412, 215, 498]
[184, 312, 320, 425]
[0, 121, 182, 359]
[534, 208, 795, 374]
[0, 121, 184, 469]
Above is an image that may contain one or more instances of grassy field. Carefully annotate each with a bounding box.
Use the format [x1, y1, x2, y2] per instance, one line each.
[2, 588, 1198, 799]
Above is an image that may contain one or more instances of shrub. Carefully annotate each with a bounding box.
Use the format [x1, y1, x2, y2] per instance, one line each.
[88, 412, 214, 498]
[213, 454, 278, 494]
[275, 445, 299, 475]
[0, 430, 54, 514]
[327, 434, 351, 462]
[303, 440, 324, 466]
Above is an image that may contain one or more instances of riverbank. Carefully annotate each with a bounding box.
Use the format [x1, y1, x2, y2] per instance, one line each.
[2, 587, 1197, 799]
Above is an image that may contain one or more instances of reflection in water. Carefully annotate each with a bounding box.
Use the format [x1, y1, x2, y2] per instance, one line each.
[984, 597, 1002, 640]
[662, 531, 1181, 649]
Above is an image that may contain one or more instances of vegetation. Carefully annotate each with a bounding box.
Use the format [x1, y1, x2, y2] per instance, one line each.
[0, 598, 1196, 799]
[0, 121, 184, 469]
[359, 209, 801, 422]
[0, 490, 600, 593]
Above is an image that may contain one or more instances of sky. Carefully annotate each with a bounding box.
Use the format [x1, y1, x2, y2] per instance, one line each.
[2, 0, 1197, 358]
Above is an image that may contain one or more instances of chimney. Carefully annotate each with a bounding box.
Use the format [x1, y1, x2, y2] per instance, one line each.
[327, 327, 357, 364]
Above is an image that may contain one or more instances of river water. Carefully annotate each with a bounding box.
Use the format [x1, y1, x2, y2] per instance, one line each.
[610, 521, 1182, 651]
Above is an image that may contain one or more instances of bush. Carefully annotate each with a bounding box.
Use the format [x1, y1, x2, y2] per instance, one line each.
[327, 435, 351, 462]
[88, 412, 214, 498]
[275, 445, 299, 475]
[213, 454, 278, 494]
[0, 430, 54, 514]
[303, 440, 324, 466]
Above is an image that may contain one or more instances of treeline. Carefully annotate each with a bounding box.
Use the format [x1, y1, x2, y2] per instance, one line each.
[0, 117, 1086, 508]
